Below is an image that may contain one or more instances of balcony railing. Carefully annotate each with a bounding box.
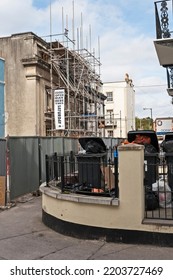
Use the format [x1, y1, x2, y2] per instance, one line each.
[155, 0, 172, 39]
[154, 1, 173, 96]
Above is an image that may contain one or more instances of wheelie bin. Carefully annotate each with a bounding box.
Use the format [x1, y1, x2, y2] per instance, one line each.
[128, 130, 160, 210]
[128, 130, 159, 188]
[76, 137, 107, 189]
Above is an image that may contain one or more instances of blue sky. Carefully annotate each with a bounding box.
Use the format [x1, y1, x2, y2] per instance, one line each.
[33, 0, 48, 8]
[0, 0, 172, 119]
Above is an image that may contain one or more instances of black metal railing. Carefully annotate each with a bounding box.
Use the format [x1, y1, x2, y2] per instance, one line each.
[45, 153, 60, 184]
[154, 0, 172, 39]
[145, 153, 173, 220]
[45, 151, 119, 198]
[154, 1, 173, 93]
[45, 151, 173, 219]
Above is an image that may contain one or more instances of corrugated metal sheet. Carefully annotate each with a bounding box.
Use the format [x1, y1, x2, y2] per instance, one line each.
[39, 137, 78, 183]
[8, 137, 79, 199]
[39, 137, 63, 184]
[63, 137, 78, 155]
[7, 136, 116, 200]
[9, 137, 40, 200]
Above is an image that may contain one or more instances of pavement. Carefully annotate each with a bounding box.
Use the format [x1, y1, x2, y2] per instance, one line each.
[0, 194, 173, 260]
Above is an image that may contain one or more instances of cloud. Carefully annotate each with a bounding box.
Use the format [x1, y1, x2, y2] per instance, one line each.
[0, 0, 172, 119]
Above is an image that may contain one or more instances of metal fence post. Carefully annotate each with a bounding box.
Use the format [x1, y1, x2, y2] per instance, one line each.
[114, 147, 119, 198]
[38, 137, 42, 186]
[45, 155, 49, 187]
[54, 152, 58, 181]
[60, 156, 65, 192]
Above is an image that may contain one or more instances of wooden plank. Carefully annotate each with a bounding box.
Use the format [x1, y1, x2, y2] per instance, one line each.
[0, 176, 6, 206]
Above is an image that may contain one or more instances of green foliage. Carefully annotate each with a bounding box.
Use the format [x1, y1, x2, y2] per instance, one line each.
[135, 117, 152, 130]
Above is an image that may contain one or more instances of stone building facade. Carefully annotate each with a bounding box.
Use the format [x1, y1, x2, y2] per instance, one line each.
[0, 32, 105, 137]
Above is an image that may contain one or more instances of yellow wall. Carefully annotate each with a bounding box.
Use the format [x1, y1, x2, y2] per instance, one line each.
[40, 144, 173, 234]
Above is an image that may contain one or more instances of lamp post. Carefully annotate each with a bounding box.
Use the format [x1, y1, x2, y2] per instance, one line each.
[143, 107, 153, 129]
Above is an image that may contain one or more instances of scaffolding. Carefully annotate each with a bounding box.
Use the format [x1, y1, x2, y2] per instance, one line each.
[43, 2, 106, 137]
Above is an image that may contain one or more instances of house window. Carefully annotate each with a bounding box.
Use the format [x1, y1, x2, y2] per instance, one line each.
[46, 124, 52, 136]
[106, 91, 113, 102]
[45, 88, 52, 111]
[107, 130, 113, 137]
[106, 109, 113, 123]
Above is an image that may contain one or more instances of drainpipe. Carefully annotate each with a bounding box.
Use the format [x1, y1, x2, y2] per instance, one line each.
[6, 135, 10, 204]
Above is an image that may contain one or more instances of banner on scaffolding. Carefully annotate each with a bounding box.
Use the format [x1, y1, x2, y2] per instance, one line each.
[54, 89, 65, 130]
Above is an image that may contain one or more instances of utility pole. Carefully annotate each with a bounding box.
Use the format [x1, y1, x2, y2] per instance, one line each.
[143, 107, 153, 129]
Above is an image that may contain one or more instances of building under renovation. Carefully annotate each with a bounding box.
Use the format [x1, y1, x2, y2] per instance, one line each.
[0, 31, 106, 137]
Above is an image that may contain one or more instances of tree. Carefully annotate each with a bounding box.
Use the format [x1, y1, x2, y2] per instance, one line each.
[135, 117, 152, 130]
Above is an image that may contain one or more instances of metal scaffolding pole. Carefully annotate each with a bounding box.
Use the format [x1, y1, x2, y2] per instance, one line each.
[45, 0, 104, 137]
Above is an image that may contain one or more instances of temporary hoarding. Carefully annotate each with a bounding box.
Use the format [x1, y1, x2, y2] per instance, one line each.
[54, 89, 65, 130]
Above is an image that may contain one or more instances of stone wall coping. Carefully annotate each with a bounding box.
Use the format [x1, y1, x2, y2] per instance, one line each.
[40, 183, 119, 207]
[118, 143, 145, 151]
